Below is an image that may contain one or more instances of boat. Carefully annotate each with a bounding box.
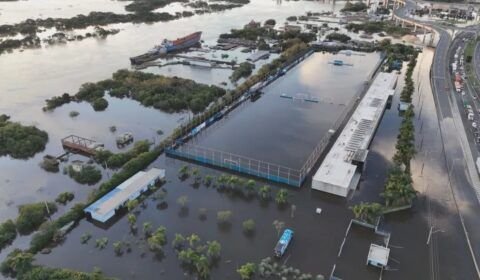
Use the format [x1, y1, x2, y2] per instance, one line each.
[130, 32, 202, 65]
[274, 229, 294, 257]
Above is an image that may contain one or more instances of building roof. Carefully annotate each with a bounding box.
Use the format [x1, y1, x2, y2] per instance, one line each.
[85, 168, 165, 221]
[367, 244, 390, 267]
[312, 72, 397, 192]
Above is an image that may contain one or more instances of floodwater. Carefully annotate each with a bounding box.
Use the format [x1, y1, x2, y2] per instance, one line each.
[0, 0, 433, 279]
[0, 0, 341, 221]
[192, 51, 381, 169]
[0, 0, 130, 24]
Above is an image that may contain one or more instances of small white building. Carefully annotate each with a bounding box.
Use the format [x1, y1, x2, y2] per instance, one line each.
[85, 168, 165, 223]
[367, 244, 390, 268]
[312, 72, 398, 197]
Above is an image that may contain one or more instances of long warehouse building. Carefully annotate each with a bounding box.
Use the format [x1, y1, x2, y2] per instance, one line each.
[85, 168, 165, 222]
[312, 72, 398, 197]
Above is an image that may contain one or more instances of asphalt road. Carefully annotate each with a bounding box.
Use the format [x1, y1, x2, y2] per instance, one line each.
[395, 2, 480, 279]
[475, 40, 480, 81]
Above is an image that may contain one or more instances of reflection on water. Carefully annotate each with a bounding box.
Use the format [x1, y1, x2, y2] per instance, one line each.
[0, 0, 346, 221]
[194, 52, 381, 169]
[0, 0, 130, 24]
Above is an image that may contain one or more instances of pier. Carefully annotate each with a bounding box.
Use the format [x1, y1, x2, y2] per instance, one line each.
[61, 135, 103, 156]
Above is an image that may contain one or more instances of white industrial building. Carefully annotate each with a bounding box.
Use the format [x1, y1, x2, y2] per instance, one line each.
[312, 72, 398, 197]
[85, 168, 165, 222]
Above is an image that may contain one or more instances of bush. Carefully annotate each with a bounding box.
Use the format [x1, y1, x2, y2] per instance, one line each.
[286, 16, 297, 21]
[0, 115, 49, 159]
[16, 202, 57, 235]
[230, 62, 254, 82]
[92, 97, 108, 111]
[237, 262, 256, 280]
[0, 220, 17, 251]
[242, 219, 255, 234]
[69, 111, 79, 117]
[217, 210, 232, 224]
[341, 2, 367, 12]
[326, 32, 351, 43]
[55, 192, 75, 205]
[68, 165, 102, 185]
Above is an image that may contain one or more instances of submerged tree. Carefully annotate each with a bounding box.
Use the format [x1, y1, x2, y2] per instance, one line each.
[237, 262, 256, 280]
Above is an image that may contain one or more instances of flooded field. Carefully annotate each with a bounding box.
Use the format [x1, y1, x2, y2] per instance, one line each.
[0, 0, 433, 278]
[192, 51, 381, 169]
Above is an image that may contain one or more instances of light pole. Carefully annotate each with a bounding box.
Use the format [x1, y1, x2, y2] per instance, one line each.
[426, 226, 445, 245]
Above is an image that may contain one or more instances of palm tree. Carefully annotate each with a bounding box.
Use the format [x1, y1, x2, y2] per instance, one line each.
[127, 214, 136, 229]
[206, 240, 221, 259]
[351, 202, 383, 224]
[258, 185, 271, 200]
[192, 168, 201, 185]
[204, 175, 214, 186]
[143, 222, 153, 237]
[195, 255, 211, 279]
[172, 233, 185, 250]
[244, 179, 256, 197]
[275, 189, 289, 205]
[187, 234, 201, 248]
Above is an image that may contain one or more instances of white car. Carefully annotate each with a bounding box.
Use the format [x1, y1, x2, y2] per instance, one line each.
[473, 122, 478, 129]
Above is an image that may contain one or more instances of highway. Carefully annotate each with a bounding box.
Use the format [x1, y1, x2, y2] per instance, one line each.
[395, 1, 480, 279]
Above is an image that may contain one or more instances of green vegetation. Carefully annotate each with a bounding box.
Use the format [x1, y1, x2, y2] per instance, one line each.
[237, 262, 256, 280]
[379, 39, 418, 67]
[178, 164, 190, 179]
[127, 214, 137, 230]
[95, 237, 109, 249]
[1, 248, 113, 279]
[16, 202, 57, 235]
[352, 50, 418, 219]
[175, 234, 222, 279]
[341, 2, 368, 12]
[382, 166, 417, 207]
[55, 192, 75, 205]
[68, 165, 102, 185]
[265, 19, 276, 26]
[258, 185, 272, 200]
[95, 140, 150, 169]
[255, 257, 323, 280]
[346, 21, 410, 37]
[177, 195, 189, 208]
[0, 220, 16, 251]
[69, 110, 79, 117]
[230, 62, 254, 82]
[45, 70, 226, 114]
[80, 232, 92, 244]
[29, 203, 85, 253]
[217, 210, 233, 225]
[400, 55, 418, 103]
[326, 32, 351, 43]
[351, 202, 384, 224]
[0, 115, 48, 159]
[92, 97, 109, 111]
[275, 189, 289, 205]
[242, 219, 255, 234]
[147, 226, 167, 253]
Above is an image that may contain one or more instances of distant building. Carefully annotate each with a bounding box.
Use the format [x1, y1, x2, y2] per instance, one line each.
[247, 50, 270, 62]
[284, 24, 302, 33]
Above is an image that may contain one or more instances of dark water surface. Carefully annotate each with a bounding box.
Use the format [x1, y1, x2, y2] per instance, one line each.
[192, 52, 381, 169]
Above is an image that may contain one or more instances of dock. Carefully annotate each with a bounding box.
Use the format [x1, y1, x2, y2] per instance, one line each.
[84, 168, 165, 223]
[311, 72, 398, 197]
[61, 135, 104, 156]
